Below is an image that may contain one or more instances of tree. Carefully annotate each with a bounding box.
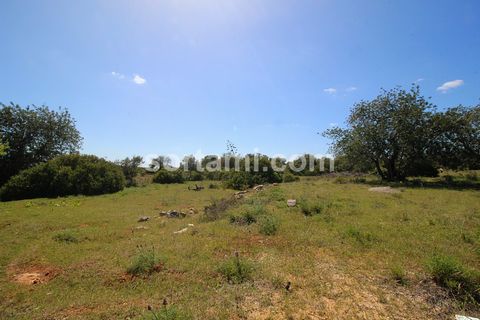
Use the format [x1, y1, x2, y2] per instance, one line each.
[324, 86, 436, 181]
[0, 142, 7, 157]
[431, 105, 480, 169]
[181, 155, 198, 171]
[115, 156, 143, 187]
[151, 155, 172, 170]
[0, 103, 82, 185]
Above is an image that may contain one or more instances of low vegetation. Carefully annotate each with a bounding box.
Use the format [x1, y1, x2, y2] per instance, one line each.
[218, 253, 254, 284]
[127, 246, 163, 276]
[428, 255, 480, 303]
[0, 154, 125, 201]
[1, 176, 480, 319]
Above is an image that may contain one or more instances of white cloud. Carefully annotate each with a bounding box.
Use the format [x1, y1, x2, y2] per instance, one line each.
[437, 79, 464, 92]
[111, 71, 125, 79]
[346, 86, 357, 92]
[415, 78, 424, 83]
[329, 122, 338, 127]
[132, 74, 146, 85]
[323, 88, 337, 94]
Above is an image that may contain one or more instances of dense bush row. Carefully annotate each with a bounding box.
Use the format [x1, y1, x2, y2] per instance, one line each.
[0, 154, 125, 201]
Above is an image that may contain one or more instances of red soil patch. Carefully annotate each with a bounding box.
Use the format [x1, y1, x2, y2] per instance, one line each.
[9, 265, 59, 285]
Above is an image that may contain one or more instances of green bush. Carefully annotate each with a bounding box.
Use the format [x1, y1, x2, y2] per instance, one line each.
[300, 200, 325, 216]
[218, 253, 254, 284]
[427, 255, 480, 302]
[283, 171, 299, 183]
[0, 154, 125, 201]
[258, 215, 279, 235]
[224, 171, 252, 190]
[127, 246, 162, 276]
[153, 169, 184, 184]
[182, 170, 203, 181]
[229, 211, 257, 225]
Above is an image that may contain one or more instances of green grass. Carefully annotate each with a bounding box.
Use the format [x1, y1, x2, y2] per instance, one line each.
[0, 178, 479, 319]
[127, 246, 162, 276]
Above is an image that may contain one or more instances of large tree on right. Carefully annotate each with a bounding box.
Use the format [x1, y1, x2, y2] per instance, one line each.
[324, 86, 436, 181]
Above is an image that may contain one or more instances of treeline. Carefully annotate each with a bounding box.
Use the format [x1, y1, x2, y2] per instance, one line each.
[324, 85, 479, 181]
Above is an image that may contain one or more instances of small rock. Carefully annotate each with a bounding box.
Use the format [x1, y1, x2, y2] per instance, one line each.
[137, 216, 150, 222]
[135, 226, 149, 230]
[166, 210, 186, 218]
[173, 228, 189, 234]
[159, 211, 167, 216]
[253, 185, 264, 191]
[187, 207, 198, 215]
[287, 199, 297, 207]
[188, 223, 195, 227]
[272, 183, 279, 186]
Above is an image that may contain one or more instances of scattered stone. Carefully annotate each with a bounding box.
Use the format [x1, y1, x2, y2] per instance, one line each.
[287, 199, 297, 207]
[368, 186, 401, 194]
[235, 190, 248, 196]
[137, 216, 150, 222]
[173, 227, 189, 234]
[188, 223, 195, 227]
[188, 184, 204, 191]
[253, 185, 264, 192]
[187, 207, 198, 215]
[272, 183, 279, 186]
[160, 210, 187, 218]
[135, 226, 149, 230]
[455, 316, 480, 320]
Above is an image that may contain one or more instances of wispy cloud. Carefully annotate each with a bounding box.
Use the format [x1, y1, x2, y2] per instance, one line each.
[415, 78, 424, 83]
[111, 72, 147, 85]
[111, 71, 125, 80]
[323, 88, 337, 94]
[437, 79, 464, 93]
[345, 86, 357, 92]
[132, 74, 146, 85]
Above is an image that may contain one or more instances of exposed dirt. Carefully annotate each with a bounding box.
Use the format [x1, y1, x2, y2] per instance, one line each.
[8, 265, 59, 285]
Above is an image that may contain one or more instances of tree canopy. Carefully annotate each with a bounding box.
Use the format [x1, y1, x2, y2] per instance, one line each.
[0, 103, 82, 185]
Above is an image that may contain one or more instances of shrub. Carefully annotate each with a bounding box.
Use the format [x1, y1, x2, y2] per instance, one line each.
[224, 171, 252, 190]
[390, 265, 408, 285]
[230, 211, 257, 225]
[230, 204, 268, 226]
[127, 246, 163, 276]
[204, 197, 238, 221]
[218, 253, 254, 284]
[153, 169, 184, 184]
[258, 215, 279, 235]
[53, 231, 79, 244]
[283, 171, 299, 183]
[427, 255, 480, 302]
[0, 154, 125, 201]
[146, 305, 191, 320]
[182, 170, 203, 181]
[443, 175, 454, 184]
[300, 200, 325, 216]
[465, 172, 479, 182]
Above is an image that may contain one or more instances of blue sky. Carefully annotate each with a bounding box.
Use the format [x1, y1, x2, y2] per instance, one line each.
[1, 0, 479, 161]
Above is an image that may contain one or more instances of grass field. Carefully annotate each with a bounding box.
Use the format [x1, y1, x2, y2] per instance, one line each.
[1, 177, 479, 319]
